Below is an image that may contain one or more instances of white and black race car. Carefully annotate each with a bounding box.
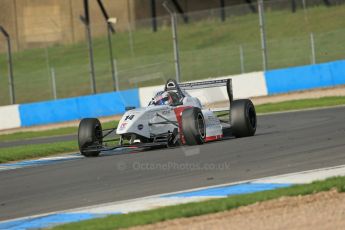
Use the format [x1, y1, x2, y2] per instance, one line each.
[78, 79, 257, 157]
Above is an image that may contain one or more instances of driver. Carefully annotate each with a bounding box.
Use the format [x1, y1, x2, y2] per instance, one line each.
[151, 91, 180, 106]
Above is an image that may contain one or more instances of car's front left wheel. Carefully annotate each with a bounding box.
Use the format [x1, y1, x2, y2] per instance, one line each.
[78, 118, 103, 157]
[230, 99, 257, 138]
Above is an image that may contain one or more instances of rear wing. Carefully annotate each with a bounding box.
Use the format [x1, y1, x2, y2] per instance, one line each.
[165, 79, 234, 105]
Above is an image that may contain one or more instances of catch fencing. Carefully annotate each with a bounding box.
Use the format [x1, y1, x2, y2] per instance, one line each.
[0, 0, 345, 105]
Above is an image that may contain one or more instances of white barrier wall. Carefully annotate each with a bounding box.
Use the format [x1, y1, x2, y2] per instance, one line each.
[0, 105, 21, 130]
[139, 85, 163, 107]
[230, 71, 268, 98]
[138, 72, 267, 107]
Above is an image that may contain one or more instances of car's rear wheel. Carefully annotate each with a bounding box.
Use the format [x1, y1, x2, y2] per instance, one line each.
[78, 118, 103, 157]
[230, 99, 257, 138]
[182, 108, 206, 145]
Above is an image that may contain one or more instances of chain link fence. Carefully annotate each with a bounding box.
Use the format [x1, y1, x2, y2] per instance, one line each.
[0, 0, 344, 106]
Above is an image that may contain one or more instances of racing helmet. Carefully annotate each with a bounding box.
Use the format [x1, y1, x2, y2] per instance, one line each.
[153, 91, 172, 105]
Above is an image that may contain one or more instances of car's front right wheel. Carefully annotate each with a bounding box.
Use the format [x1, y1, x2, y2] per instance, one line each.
[182, 107, 206, 145]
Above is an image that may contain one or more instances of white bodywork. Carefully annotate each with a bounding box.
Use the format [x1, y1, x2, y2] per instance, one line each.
[116, 92, 223, 141]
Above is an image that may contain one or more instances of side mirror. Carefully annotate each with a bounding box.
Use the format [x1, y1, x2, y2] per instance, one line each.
[125, 106, 136, 111]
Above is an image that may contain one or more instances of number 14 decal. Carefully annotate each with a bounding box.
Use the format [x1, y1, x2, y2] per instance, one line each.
[125, 115, 135, 121]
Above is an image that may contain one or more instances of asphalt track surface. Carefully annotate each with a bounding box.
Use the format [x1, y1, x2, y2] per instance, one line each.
[1, 106, 345, 221]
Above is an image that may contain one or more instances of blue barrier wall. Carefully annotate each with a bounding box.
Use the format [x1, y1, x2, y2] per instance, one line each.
[19, 89, 139, 127]
[265, 60, 345, 94]
[11, 59, 345, 128]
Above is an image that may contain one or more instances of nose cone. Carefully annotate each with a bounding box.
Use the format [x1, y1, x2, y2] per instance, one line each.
[116, 108, 149, 137]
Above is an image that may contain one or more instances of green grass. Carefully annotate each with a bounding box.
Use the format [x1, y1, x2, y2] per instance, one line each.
[53, 176, 345, 230]
[0, 4, 345, 105]
[0, 141, 77, 163]
[256, 96, 345, 113]
[0, 127, 78, 142]
[0, 120, 118, 142]
[0, 120, 119, 163]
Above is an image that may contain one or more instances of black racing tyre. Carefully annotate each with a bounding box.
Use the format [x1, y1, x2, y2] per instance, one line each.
[182, 108, 206, 145]
[230, 99, 257, 138]
[78, 118, 103, 157]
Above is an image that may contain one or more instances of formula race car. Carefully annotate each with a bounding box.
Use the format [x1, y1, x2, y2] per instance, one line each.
[78, 79, 257, 157]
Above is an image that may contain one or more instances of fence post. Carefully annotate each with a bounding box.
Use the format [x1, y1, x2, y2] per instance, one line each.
[45, 46, 51, 76]
[106, 22, 118, 91]
[0, 26, 15, 104]
[239, 45, 245, 74]
[258, 0, 268, 71]
[151, 0, 158, 32]
[113, 59, 120, 91]
[50, 68, 57, 100]
[163, 1, 181, 83]
[310, 32, 316, 64]
[302, 0, 307, 9]
[81, 0, 96, 94]
[220, 0, 226, 22]
[127, 22, 135, 56]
